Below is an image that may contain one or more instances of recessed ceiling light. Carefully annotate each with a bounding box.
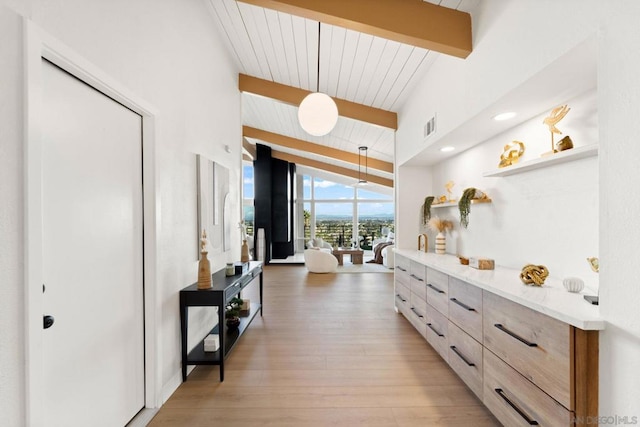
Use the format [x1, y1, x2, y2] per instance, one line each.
[493, 112, 517, 121]
[440, 146, 455, 152]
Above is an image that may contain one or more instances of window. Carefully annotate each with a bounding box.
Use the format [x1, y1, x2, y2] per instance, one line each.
[242, 163, 254, 235]
[298, 174, 394, 251]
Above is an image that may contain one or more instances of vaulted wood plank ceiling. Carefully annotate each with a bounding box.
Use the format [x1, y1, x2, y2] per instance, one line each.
[207, 0, 477, 190]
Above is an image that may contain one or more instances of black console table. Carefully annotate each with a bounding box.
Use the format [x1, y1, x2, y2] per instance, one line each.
[180, 261, 263, 382]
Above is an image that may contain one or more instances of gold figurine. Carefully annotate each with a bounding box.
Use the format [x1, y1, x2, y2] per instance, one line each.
[542, 105, 571, 155]
[445, 181, 456, 202]
[498, 141, 526, 168]
[520, 264, 549, 286]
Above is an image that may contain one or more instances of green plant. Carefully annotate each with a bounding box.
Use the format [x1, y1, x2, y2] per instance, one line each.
[458, 188, 477, 228]
[421, 196, 435, 226]
[225, 297, 243, 319]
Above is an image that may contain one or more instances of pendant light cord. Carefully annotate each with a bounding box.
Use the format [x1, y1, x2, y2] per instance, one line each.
[317, 22, 321, 93]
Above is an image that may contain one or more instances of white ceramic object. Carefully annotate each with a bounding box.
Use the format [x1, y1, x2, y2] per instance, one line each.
[563, 277, 585, 293]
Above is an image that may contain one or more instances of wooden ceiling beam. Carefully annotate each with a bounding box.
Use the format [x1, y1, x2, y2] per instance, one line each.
[243, 126, 393, 173]
[239, 74, 397, 130]
[271, 150, 394, 188]
[242, 137, 256, 159]
[237, 0, 472, 58]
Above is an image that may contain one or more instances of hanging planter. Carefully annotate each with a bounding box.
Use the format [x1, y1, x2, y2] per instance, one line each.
[458, 188, 489, 228]
[421, 196, 435, 226]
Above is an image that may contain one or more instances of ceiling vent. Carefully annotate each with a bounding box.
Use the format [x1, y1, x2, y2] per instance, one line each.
[424, 115, 437, 139]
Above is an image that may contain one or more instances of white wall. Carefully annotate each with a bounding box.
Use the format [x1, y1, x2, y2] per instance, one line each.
[0, 6, 26, 425]
[0, 0, 242, 424]
[598, 1, 640, 417]
[396, 0, 640, 418]
[428, 90, 599, 291]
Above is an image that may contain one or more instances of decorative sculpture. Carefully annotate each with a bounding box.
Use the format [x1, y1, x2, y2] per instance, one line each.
[445, 181, 456, 202]
[197, 230, 212, 289]
[498, 141, 526, 168]
[520, 264, 549, 286]
[543, 105, 571, 155]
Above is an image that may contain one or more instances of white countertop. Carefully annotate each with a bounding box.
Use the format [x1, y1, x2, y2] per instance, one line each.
[394, 249, 604, 330]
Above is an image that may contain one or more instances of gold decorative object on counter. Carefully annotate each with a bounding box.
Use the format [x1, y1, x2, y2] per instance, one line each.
[556, 135, 574, 152]
[418, 233, 428, 252]
[542, 104, 571, 155]
[520, 264, 549, 286]
[445, 180, 456, 202]
[498, 140, 526, 168]
[587, 257, 599, 273]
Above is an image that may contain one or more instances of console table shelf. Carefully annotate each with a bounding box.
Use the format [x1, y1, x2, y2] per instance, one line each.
[180, 261, 263, 382]
[185, 302, 262, 366]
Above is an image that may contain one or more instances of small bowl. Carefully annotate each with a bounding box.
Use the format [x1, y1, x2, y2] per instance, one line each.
[458, 255, 469, 265]
[563, 277, 584, 293]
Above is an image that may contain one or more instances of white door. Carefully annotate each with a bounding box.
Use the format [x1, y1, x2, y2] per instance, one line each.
[41, 59, 145, 426]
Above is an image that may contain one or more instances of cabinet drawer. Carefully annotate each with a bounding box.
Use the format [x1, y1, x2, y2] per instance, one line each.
[410, 295, 428, 319]
[410, 260, 426, 282]
[408, 300, 427, 339]
[426, 268, 449, 317]
[395, 254, 410, 272]
[448, 321, 483, 399]
[395, 282, 410, 302]
[395, 285, 410, 314]
[448, 277, 483, 343]
[426, 304, 448, 362]
[395, 267, 410, 287]
[483, 292, 571, 408]
[484, 350, 571, 426]
[410, 276, 427, 302]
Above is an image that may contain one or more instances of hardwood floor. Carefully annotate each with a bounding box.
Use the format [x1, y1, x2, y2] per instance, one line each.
[149, 265, 500, 426]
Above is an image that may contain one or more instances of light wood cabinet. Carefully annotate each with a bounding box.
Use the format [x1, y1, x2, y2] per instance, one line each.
[484, 291, 571, 408]
[448, 321, 483, 399]
[425, 303, 449, 362]
[426, 267, 449, 317]
[484, 350, 571, 426]
[448, 277, 483, 343]
[393, 253, 599, 426]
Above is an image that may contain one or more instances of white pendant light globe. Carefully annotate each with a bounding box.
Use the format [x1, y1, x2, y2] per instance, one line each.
[298, 92, 338, 136]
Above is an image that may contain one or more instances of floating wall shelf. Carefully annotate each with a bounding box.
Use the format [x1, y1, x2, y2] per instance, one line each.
[432, 198, 492, 209]
[482, 144, 598, 177]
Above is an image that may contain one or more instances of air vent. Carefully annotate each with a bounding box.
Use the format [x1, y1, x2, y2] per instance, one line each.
[424, 115, 436, 139]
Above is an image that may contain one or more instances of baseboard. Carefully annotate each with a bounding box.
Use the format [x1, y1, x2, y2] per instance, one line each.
[161, 368, 189, 404]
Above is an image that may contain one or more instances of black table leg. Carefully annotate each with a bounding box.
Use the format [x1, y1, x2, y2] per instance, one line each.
[219, 304, 225, 382]
[180, 302, 188, 382]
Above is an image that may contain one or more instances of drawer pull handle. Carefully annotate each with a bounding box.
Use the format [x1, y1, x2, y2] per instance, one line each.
[409, 274, 424, 282]
[395, 294, 407, 303]
[427, 283, 444, 294]
[495, 388, 539, 425]
[396, 266, 407, 272]
[450, 346, 475, 367]
[494, 324, 538, 347]
[450, 298, 476, 311]
[427, 323, 444, 337]
[410, 307, 424, 319]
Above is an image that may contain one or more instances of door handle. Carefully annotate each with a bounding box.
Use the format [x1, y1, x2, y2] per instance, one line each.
[43, 315, 55, 329]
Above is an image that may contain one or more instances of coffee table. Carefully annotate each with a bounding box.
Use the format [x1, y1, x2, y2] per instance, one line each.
[332, 248, 364, 265]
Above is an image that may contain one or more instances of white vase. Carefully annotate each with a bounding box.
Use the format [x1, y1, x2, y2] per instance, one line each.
[563, 277, 585, 293]
[435, 232, 446, 254]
